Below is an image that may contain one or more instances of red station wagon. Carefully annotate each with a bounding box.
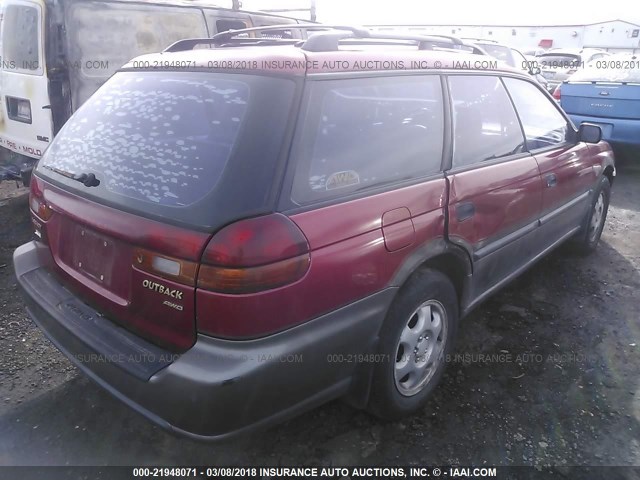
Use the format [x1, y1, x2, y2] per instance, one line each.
[14, 26, 615, 440]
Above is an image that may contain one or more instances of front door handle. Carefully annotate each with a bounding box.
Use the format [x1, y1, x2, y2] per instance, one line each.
[546, 173, 557, 188]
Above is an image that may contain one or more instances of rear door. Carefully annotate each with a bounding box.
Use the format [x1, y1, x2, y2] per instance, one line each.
[63, 0, 209, 108]
[503, 77, 596, 249]
[444, 75, 543, 304]
[0, 0, 53, 160]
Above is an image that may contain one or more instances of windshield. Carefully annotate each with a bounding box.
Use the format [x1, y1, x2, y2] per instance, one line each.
[38, 71, 296, 229]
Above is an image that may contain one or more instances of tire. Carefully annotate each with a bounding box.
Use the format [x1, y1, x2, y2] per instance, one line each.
[575, 176, 611, 254]
[368, 268, 458, 420]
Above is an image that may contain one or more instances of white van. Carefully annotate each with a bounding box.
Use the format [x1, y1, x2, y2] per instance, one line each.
[0, 0, 302, 183]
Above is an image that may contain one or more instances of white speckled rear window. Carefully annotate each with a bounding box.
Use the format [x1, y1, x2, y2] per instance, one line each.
[41, 72, 249, 206]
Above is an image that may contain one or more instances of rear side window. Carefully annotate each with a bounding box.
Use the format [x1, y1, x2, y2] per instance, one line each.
[38, 71, 296, 228]
[216, 19, 249, 33]
[1, 3, 41, 74]
[503, 78, 571, 150]
[449, 76, 525, 169]
[291, 76, 444, 204]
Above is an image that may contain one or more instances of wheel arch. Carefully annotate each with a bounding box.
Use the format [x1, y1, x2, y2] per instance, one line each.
[388, 239, 473, 311]
[344, 239, 472, 409]
[603, 165, 615, 186]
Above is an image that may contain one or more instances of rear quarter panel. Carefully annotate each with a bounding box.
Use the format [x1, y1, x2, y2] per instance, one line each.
[195, 178, 448, 338]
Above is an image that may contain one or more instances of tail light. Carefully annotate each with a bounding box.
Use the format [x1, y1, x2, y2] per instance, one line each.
[29, 175, 52, 242]
[133, 248, 198, 286]
[552, 85, 561, 102]
[30, 175, 53, 220]
[198, 214, 310, 294]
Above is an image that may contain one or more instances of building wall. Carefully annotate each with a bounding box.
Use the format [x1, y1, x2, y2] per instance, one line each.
[370, 21, 640, 53]
[583, 20, 640, 49]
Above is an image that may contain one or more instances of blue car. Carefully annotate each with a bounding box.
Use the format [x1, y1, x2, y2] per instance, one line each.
[555, 54, 640, 149]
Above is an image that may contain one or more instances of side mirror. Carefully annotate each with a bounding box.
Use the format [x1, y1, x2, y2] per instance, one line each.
[578, 123, 602, 144]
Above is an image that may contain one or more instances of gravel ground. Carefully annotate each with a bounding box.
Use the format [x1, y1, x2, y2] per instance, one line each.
[0, 163, 638, 469]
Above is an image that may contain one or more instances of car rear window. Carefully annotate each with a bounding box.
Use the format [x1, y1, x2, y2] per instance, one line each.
[290, 76, 444, 204]
[38, 71, 296, 229]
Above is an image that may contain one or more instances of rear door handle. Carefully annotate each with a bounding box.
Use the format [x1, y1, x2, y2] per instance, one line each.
[546, 173, 557, 188]
[456, 202, 475, 222]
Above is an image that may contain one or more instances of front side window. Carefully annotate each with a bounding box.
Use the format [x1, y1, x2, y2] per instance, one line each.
[1, 3, 41, 74]
[291, 76, 444, 204]
[449, 76, 526, 169]
[503, 77, 571, 150]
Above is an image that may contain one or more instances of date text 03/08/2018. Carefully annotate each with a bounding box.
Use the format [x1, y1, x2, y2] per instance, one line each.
[131, 466, 499, 478]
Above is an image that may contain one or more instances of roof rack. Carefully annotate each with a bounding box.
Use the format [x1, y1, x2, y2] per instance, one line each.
[164, 25, 366, 52]
[163, 24, 487, 55]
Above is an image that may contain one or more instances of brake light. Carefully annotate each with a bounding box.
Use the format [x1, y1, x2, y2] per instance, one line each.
[552, 85, 561, 101]
[198, 214, 310, 294]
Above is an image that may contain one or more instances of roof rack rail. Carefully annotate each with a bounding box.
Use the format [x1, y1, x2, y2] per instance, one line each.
[164, 37, 302, 52]
[163, 24, 487, 55]
[164, 25, 370, 52]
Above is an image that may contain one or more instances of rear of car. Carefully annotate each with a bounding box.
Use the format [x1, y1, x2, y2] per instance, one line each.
[13, 60, 325, 438]
[14, 46, 440, 438]
[538, 49, 610, 93]
[557, 55, 640, 149]
[468, 40, 548, 88]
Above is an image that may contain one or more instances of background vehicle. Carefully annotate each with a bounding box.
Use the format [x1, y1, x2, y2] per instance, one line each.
[0, 0, 303, 183]
[537, 48, 611, 93]
[14, 26, 615, 440]
[463, 38, 549, 88]
[523, 48, 547, 57]
[555, 53, 640, 153]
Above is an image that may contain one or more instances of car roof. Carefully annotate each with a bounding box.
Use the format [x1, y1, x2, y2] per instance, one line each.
[124, 46, 524, 76]
[122, 27, 525, 77]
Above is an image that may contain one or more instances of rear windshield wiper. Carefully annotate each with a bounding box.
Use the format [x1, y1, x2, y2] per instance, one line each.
[43, 165, 101, 187]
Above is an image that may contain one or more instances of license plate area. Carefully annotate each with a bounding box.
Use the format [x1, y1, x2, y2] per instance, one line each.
[71, 226, 116, 285]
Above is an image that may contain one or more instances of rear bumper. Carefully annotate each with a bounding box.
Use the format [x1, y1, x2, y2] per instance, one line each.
[14, 241, 396, 440]
[567, 113, 640, 148]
